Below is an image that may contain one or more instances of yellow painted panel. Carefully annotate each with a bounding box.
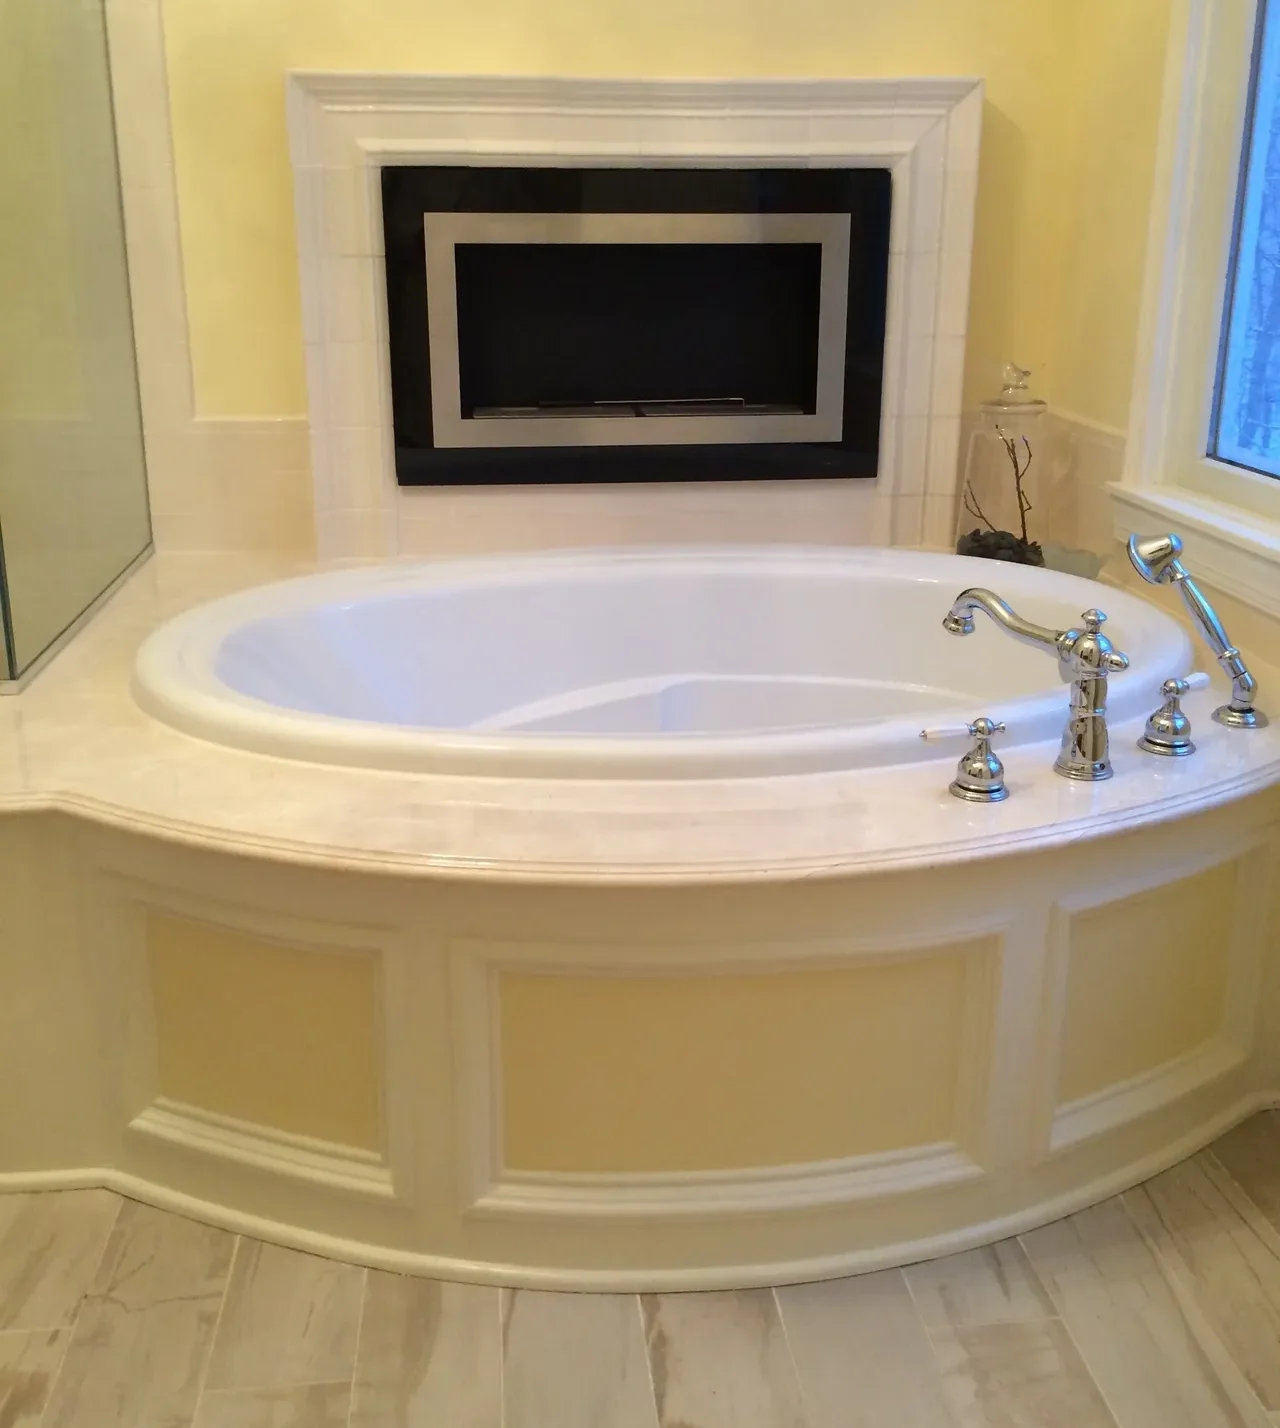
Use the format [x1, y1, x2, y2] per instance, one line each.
[500, 943, 990, 1174]
[146, 912, 381, 1151]
[1057, 861, 1238, 1107]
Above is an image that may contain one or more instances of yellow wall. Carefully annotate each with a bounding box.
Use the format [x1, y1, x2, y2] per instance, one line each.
[160, 0, 1172, 425]
[1046, 0, 1173, 430]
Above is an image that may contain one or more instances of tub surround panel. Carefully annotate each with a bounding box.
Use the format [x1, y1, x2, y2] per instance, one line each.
[491, 936, 996, 1178]
[497, 958, 973, 1174]
[0, 795, 1275, 1289]
[1056, 860, 1238, 1107]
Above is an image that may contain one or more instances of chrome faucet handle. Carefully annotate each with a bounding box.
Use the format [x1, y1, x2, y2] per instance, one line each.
[1059, 610, 1131, 679]
[1126, 533, 1268, 729]
[921, 717, 1009, 803]
[1137, 672, 1211, 758]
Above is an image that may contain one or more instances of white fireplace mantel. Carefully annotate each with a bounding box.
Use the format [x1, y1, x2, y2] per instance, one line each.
[285, 74, 983, 562]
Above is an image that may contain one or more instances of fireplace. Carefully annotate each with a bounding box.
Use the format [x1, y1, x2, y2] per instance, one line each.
[286, 74, 982, 559]
[382, 167, 892, 485]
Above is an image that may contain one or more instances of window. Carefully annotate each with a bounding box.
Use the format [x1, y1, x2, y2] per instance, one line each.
[1113, 0, 1280, 615]
[1213, 0, 1280, 477]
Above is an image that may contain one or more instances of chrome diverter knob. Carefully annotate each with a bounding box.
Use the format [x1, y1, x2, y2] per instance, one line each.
[1137, 671, 1211, 757]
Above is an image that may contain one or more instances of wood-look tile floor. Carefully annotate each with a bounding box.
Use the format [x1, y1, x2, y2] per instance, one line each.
[3, 1111, 1280, 1427]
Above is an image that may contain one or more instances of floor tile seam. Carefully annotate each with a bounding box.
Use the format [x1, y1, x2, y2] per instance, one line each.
[191, 1234, 241, 1411]
[35, 1192, 125, 1428]
[769, 1283, 814, 1428]
[343, 1266, 368, 1428]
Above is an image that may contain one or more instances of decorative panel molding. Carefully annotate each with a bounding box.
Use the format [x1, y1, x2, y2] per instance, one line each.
[1039, 841, 1273, 1154]
[450, 928, 1001, 1219]
[145, 909, 383, 1151]
[90, 865, 419, 1207]
[129, 1097, 394, 1201]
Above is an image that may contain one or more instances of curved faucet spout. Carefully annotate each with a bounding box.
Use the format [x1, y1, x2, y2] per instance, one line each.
[943, 588, 1062, 654]
[941, 588, 1130, 781]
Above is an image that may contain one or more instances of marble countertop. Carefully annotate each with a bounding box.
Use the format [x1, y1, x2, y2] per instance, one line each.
[2, 551, 1278, 884]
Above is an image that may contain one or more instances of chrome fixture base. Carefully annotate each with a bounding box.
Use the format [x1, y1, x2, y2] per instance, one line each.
[941, 593, 1130, 782]
[950, 780, 1010, 804]
[1056, 758, 1115, 781]
[1139, 735, 1195, 757]
[921, 717, 1009, 802]
[1214, 704, 1270, 730]
[1127, 533, 1267, 729]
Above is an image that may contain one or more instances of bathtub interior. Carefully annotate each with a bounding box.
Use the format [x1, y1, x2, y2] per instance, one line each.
[203, 554, 1189, 746]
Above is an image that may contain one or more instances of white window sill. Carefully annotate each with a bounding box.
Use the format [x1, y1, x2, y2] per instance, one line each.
[1108, 483, 1280, 619]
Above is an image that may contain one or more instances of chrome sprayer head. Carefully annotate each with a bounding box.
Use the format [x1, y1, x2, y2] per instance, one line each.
[1126, 532, 1184, 585]
[943, 611, 976, 635]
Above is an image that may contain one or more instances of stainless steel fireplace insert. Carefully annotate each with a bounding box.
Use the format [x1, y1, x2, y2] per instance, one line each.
[382, 166, 892, 485]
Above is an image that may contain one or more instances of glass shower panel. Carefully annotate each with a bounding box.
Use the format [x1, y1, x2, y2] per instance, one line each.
[0, 0, 151, 677]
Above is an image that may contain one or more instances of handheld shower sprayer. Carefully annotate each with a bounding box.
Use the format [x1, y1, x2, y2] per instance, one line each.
[1126, 533, 1267, 729]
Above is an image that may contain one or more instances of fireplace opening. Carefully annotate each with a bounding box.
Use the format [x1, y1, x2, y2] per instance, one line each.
[455, 241, 823, 421]
[382, 167, 892, 485]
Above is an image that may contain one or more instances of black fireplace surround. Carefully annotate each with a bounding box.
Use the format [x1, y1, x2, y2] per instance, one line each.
[381, 166, 892, 486]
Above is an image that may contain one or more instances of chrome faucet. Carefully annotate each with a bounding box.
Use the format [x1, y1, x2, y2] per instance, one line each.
[1126, 533, 1268, 729]
[943, 590, 1131, 780]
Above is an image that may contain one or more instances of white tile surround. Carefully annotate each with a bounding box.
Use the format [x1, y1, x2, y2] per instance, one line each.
[286, 74, 984, 561]
[101, 2, 1126, 563]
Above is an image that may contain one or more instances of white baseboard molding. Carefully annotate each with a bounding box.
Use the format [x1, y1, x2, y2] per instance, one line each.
[2, 1089, 1274, 1292]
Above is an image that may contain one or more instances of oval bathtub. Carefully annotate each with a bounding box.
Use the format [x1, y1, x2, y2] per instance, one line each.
[7, 543, 1275, 1291]
[135, 546, 1192, 778]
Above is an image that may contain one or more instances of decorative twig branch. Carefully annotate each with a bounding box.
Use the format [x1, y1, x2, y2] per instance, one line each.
[996, 426, 1034, 544]
[962, 480, 997, 533]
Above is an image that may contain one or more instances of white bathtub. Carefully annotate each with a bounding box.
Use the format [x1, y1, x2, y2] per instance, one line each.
[134, 547, 1193, 779]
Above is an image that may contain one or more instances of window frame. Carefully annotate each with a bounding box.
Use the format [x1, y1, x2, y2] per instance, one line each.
[1112, 0, 1280, 617]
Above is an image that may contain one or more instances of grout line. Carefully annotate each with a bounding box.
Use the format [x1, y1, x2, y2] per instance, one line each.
[191, 1233, 241, 1423]
[345, 1266, 368, 1428]
[35, 1190, 125, 1428]
[899, 1262, 949, 1340]
[902, 1254, 1121, 1428]
[897, 1266, 965, 1428]
[633, 1292, 661, 1428]
[498, 1283, 508, 1428]
[918, 1310, 1067, 1333]
[1049, 1297, 1125, 1428]
[200, 1378, 354, 1397]
[769, 1283, 813, 1428]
